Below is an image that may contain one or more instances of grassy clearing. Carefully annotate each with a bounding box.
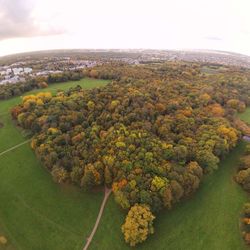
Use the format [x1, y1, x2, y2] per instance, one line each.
[0, 145, 103, 250]
[239, 108, 250, 123]
[0, 78, 108, 250]
[91, 143, 248, 250]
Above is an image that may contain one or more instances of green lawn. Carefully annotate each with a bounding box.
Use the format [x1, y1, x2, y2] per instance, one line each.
[0, 78, 109, 250]
[239, 108, 250, 123]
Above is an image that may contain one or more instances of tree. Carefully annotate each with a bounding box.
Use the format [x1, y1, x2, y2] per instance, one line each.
[51, 166, 69, 183]
[121, 204, 155, 246]
[170, 180, 184, 202]
[70, 166, 82, 184]
[89, 69, 99, 78]
[114, 190, 130, 209]
[199, 93, 211, 105]
[104, 166, 113, 186]
[173, 145, 188, 163]
[139, 190, 152, 205]
[243, 203, 250, 217]
[187, 161, 203, 179]
[87, 101, 95, 111]
[235, 168, 250, 191]
[196, 150, 219, 172]
[38, 81, 48, 88]
[151, 176, 168, 191]
[207, 103, 225, 117]
[81, 171, 96, 190]
[227, 99, 246, 112]
[162, 187, 173, 208]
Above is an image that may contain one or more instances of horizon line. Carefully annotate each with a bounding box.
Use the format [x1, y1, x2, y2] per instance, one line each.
[1, 48, 250, 59]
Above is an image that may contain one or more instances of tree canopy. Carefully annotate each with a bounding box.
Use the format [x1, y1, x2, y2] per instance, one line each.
[12, 61, 250, 245]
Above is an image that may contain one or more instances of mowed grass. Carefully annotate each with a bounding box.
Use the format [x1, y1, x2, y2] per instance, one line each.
[0, 145, 102, 250]
[0, 78, 109, 250]
[90, 145, 249, 249]
[239, 108, 250, 123]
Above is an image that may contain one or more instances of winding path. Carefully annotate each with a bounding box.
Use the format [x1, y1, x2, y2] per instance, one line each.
[83, 187, 112, 250]
[0, 139, 31, 157]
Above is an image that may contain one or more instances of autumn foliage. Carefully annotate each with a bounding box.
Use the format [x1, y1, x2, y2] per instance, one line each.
[240, 203, 250, 245]
[11, 62, 250, 245]
[122, 204, 155, 246]
[235, 146, 250, 191]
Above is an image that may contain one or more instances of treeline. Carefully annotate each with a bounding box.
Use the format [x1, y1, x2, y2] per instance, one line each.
[241, 203, 250, 245]
[0, 70, 84, 100]
[0, 81, 40, 100]
[235, 145, 250, 245]
[47, 70, 84, 83]
[12, 62, 250, 246]
[235, 145, 250, 191]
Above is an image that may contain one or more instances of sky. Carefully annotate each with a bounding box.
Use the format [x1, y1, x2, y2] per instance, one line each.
[0, 0, 250, 56]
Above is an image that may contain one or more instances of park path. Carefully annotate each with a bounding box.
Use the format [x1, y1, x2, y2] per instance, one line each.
[0, 139, 31, 157]
[83, 186, 112, 250]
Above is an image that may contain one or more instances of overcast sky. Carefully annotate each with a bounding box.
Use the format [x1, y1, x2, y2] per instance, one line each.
[0, 0, 249, 56]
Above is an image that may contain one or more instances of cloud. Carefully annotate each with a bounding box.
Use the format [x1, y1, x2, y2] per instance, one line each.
[0, 0, 64, 40]
[204, 36, 223, 41]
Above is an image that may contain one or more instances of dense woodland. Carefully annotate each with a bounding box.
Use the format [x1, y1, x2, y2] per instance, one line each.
[12, 62, 250, 246]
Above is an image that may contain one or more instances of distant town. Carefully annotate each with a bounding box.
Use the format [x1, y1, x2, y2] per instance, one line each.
[0, 58, 98, 85]
[0, 49, 250, 85]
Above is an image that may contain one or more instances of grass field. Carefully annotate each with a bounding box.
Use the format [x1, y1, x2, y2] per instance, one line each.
[239, 108, 250, 123]
[0, 78, 109, 250]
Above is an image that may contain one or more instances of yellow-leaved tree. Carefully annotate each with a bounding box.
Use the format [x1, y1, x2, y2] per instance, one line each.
[121, 204, 155, 246]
